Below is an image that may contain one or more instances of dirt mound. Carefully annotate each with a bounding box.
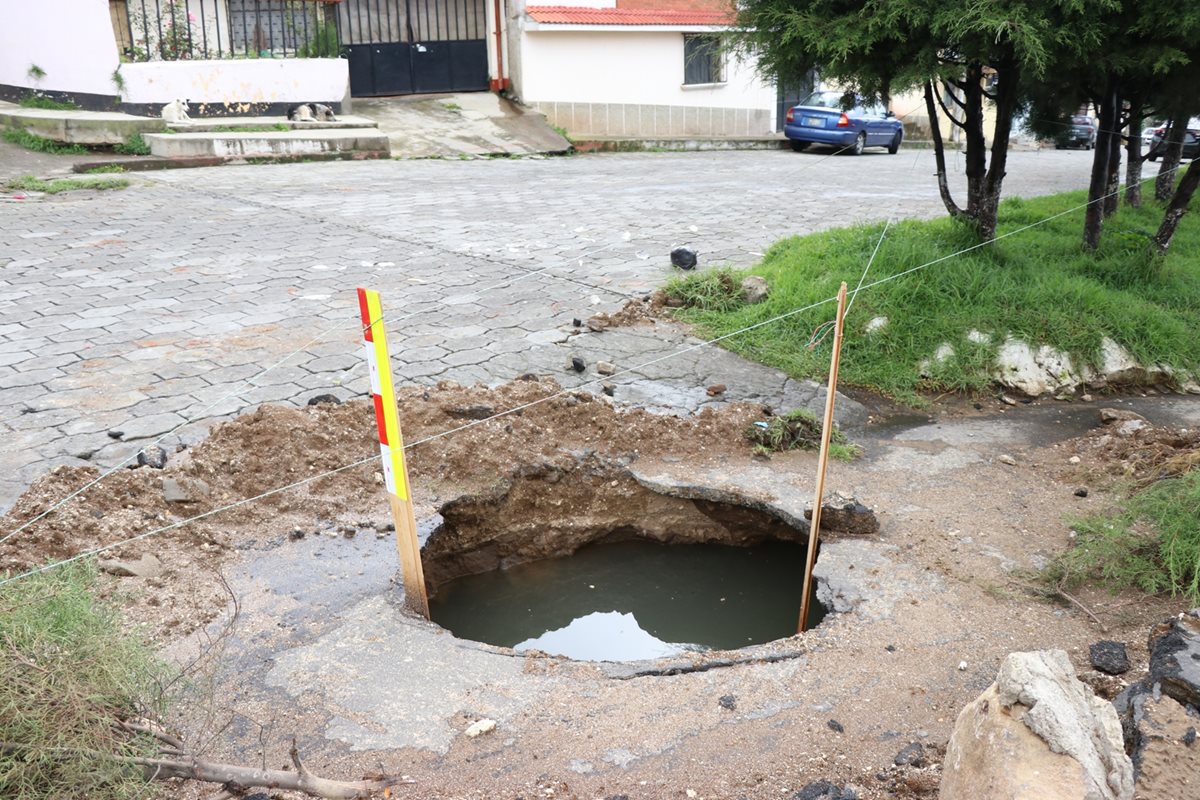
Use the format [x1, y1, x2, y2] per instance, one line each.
[1, 377, 768, 582]
[1065, 417, 1200, 485]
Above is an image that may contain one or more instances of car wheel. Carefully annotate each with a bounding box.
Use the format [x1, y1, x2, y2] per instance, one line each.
[790, 140, 809, 152]
[887, 131, 902, 154]
[850, 132, 866, 156]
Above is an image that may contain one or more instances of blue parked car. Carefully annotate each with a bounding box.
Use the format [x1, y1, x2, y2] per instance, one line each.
[784, 90, 904, 155]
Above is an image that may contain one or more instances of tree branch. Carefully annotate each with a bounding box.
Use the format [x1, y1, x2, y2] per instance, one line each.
[0, 739, 415, 800]
[933, 85, 968, 131]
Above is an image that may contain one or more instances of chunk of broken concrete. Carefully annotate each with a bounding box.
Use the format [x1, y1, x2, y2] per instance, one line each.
[740, 275, 769, 304]
[940, 649, 1133, 800]
[804, 501, 879, 536]
[162, 477, 209, 503]
[99, 553, 163, 578]
[464, 718, 496, 738]
[1089, 641, 1130, 676]
[137, 445, 168, 470]
[1146, 609, 1200, 709]
[1099, 408, 1146, 425]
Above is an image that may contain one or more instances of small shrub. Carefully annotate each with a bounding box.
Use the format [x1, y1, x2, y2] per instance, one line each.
[1047, 468, 1200, 603]
[1, 128, 87, 155]
[18, 92, 79, 110]
[114, 133, 151, 156]
[296, 19, 341, 58]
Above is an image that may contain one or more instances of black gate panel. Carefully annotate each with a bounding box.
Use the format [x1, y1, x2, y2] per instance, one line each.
[412, 41, 488, 93]
[338, 0, 488, 97]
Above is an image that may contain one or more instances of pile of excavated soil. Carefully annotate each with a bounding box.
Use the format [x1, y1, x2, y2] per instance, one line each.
[1063, 414, 1200, 485]
[1, 378, 769, 634]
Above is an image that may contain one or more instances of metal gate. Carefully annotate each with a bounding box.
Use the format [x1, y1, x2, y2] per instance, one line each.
[337, 0, 489, 96]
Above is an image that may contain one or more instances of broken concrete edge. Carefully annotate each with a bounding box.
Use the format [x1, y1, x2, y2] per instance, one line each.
[70, 150, 390, 174]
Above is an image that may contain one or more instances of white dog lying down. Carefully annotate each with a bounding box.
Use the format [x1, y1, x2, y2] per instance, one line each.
[287, 103, 337, 122]
[160, 98, 190, 124]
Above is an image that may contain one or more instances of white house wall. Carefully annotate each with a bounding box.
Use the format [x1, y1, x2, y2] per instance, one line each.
[120, 58, 349, 110]
[519, 30, 776, 137]
[0, 1, 121, 97]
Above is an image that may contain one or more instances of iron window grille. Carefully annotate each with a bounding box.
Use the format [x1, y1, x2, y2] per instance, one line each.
[111, 0, 342, 62]
[683, 34, 724, 86]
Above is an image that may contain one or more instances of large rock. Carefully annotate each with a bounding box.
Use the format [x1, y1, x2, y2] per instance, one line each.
[940, 650, 1133, 800]
[740, 275, 770, 304]
[993, 339, 1080, 396]
[1114, 685, 1200, 798]
[1146, 609, 1200, 710]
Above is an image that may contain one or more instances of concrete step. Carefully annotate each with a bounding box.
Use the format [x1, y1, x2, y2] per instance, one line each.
[144, 128, 390, 159]
[167, 115, 378, 133]
[0, 101, 164, 145]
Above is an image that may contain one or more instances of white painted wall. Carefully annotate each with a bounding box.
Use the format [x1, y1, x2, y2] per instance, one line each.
[519, 30, 774, 113]
[0, 1, 121, 96]
[120, 58, 350, 107]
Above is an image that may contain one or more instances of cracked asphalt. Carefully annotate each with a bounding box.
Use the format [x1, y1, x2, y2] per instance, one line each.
[1, 147, 1111, 510]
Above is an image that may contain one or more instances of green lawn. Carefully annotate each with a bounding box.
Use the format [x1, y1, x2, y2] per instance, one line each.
[667, 190, 1200, 404]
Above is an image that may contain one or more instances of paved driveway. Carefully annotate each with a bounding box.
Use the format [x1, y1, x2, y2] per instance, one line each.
[0, 148, 1125, 508]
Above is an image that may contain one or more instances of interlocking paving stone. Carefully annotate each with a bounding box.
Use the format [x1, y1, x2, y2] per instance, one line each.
[0, 150, 1118, 511]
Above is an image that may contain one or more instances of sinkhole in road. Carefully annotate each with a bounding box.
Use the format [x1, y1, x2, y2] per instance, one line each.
[419, 460, 834, 661]
[428, 538, 826, 661]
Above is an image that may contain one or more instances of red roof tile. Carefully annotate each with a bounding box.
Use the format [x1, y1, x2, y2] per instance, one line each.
[526, 5, 734, 26]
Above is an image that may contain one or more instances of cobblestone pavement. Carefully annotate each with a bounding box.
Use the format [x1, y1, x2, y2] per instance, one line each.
[0, 148, 1121, 509]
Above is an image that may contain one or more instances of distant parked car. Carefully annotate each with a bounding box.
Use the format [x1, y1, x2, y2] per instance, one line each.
[1054, 116, 1096, 149]
[783, 90, 904, 155]
[1147, 121, 1200, 161]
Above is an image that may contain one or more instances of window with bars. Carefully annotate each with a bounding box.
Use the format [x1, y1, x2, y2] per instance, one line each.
[683, 34, 724, 86]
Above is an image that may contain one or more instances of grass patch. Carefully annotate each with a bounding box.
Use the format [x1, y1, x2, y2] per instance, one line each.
[1047, 469, 1200, 604]
[0, 561, 167, 799]
[746, 408, 862, 461]
[85, 164, 128, 174]
[18, 92, 79, 110]
[666, 191, 1200, 405]
[210, 124, 289, 133]
[2, 128, 87, 155]
[7, 175, 130, 194]
[113, 133, 151, 156]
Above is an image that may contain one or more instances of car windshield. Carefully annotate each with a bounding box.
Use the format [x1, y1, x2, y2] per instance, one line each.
[1072, 116, 1091, 125]
[801, 91, 852, 109]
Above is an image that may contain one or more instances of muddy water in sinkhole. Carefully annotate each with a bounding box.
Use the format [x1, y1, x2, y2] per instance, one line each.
[429, 539, 825, 661]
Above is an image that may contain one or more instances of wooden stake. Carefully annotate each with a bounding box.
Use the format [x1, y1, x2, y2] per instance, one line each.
[798, 282, 848, 634]
[357, 288, 430, 619]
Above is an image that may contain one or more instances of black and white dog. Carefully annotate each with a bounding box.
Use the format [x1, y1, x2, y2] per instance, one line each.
[287, 103, 337, 122]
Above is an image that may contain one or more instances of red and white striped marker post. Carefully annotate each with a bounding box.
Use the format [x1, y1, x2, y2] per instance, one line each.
[357, 287, 429, 618]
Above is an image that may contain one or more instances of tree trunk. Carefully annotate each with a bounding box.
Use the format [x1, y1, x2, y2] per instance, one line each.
[923, 80, 963, 219]
[1153, 157, 1200, 256]
[1103, 104, 1122, 218]
[1125, 107, 1144, 208]
[1155, 109, 1189, 202]
[1083, 87, 1117, 250]
[976, 61, 1020, 241]
[961, 63, 989, 227]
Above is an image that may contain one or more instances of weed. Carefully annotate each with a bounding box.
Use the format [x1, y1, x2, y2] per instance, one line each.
[746, 408, 862, 461]
[26, 63, 46, 82]
[18, 93, 79, 111]
[85, 164, 128, 174]
[1, 128, 87, 155]
[111, 68, 126, 98]
[668, 190, 1200, 405]
[114, 133, 151, 156]
[6, 176, 130, 194]
[550, 124, 571, 141]
[664, 267, 746, 313]
[0, 561, 168, 799]
[442, 102, 463, 112]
